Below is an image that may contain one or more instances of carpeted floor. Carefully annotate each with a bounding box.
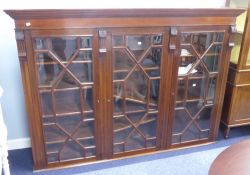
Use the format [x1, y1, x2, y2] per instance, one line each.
[8, 126, 250, 175]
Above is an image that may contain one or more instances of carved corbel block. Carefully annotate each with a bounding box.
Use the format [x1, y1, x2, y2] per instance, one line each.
[15, 30, 27, 62]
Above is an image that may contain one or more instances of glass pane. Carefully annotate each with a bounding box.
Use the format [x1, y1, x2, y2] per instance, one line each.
[126, 69, 148, 112]
[68, 63, 92, 83]
[141, 48, 161, 77]
[126, 35, 151, 60]
[34, 36, 96, 163]
[82, 86, 93, 111]
[113, 49, 135, 80]
[114, 116, 132, 143]
[176, 79, 186, 103]
[125, 130, 145, 151]
[47, 153, 58, 163]
[44, 124, 67, 143]
[51, 37, 77, 61]
[57, 115, 82, 134]
[181, 123, 200, 142]
[173, 109, 191, 135]
[186, 100, 204, 117]
[85, 148, 96, 158]
[80, 36, 92, 48]
[147, 139, 156, 148]
[113, 33, 161, 153]
[113, 35, 124, 47]
[114, 144, 124, 153]
[55, 90, 80, 114]
[173, 31, 223, 145]
[153, 34, 163, 45]
[187, 78, 206, 100]
[196, 106, 212, 130]
[113, 82, 124, 114]
[55, 72, 79, 89]
[60, 141, 85, 161]
[47, 143, 62, 154]
[181, 33, 192, 44]
[207, 76, 217, 102]
[150, 79, 159, 111]
[73, 120, 95, 138]
[34, 38, 46, 50]
[40, 92, 52, 115]
[138, 113, 157, 139]
[36, 53, 62, 86]
[192, 33, 215, 55]
[75, 51, 92, 61]
[178, 56, 198, 76]
[203, 44, 222, 72]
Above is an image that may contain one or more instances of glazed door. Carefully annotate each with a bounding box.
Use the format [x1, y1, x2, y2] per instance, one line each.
[109, 28, 169, 155]
[170, 26, 228, 146]
[31, 29, 100, 164]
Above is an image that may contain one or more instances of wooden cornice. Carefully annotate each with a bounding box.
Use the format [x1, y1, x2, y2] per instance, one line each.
[4, 8, 245, 20]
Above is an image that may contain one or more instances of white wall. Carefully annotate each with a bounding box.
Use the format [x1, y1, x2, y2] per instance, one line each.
[0, 0, 226, 149]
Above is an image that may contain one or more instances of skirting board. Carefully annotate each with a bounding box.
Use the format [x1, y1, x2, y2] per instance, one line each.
[7, 137, 31, 150]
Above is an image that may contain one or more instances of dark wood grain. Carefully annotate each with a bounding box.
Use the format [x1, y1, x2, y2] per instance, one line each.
[5, 8, 243, 170]
[4, 9, 244, 20]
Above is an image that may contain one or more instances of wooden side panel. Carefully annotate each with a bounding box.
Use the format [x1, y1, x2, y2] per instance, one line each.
[16, 30, 47, 169]
[233, 86, 250, 122]
[221, 83, 235, 124]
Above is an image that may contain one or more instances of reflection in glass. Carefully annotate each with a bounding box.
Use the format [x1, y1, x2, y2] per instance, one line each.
[113, 49, 135, 80]
[126, 69, 148, 111]
[60, 141, 85, 161]
[126, 35, 151, 59]
[40, 92, 52, 115]
[181, 123, 200, 142]
[75, 51, 92, 61]
[113, 35, 124, 46]
[203, 44, 221, 72]
[173, 109, 191, 134]
[186, 100, 204, 117]
[51, 37, 77, 61]
[113, 34, 161, 153]
[55, 90, 80, 114]
[150, 79, 159, 110]
[172, 31, 223, 145]
[68, 63, 92, 83]
[80, 36, 92, 48]
[36, 53, 61, 86]
[114, 82, 124, 114]
[181, 33, 192, 44]
[178, 56, 197, 76]
[34, 38, 46, 50]
[153, 34, 162, 45]
[141, 48, 161, 77]
[176, 79, 186, 103]
[207, 77, 217, 101]
[188, 78, 205, 100]
[82, 87, 93, 111]
[196, 106, 212, 130]
[34, 36, 96, 163]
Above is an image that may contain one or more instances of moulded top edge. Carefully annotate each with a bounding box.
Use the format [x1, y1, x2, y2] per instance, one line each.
[4, 8, 245, 20]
